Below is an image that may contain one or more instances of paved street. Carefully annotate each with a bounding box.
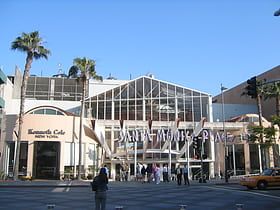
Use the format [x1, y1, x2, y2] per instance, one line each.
[0, 179, 280, 209]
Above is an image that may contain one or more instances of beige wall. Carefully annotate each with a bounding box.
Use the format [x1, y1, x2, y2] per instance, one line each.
[3, 113, 98, 178]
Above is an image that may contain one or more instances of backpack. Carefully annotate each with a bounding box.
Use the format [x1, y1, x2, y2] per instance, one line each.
[90, 177, 98, 191]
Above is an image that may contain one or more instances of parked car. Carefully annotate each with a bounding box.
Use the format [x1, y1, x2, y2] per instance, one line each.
[239, 168, 280, 190]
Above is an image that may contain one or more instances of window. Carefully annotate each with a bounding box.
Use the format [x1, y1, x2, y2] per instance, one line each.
[30, 108, 65, 116]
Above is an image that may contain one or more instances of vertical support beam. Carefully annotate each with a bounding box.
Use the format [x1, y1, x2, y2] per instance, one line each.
[244, 143, 250, 175]
[27, 141, 34, 177]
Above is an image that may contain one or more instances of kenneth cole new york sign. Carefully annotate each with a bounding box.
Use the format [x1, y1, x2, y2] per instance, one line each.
[28, 129, 66, 139]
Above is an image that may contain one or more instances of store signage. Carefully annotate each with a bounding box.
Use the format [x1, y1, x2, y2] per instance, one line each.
[28, 129, 65, 139]
[118, 129, 234, 143]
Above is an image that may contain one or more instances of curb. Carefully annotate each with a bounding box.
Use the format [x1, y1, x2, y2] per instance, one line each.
[0, 184, 89, 188]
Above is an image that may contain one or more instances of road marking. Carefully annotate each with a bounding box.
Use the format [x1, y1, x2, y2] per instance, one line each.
[52, 187, 70, 192]
[204, 185, 280, 200]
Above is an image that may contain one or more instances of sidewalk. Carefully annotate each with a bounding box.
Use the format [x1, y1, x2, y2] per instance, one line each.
[0, 178, 239, 187]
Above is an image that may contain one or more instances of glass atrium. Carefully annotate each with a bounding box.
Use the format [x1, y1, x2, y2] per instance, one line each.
[86, 76, 211, 122]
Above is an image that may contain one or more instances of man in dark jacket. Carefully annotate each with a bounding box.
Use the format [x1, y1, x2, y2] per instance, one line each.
[176, 165, 183, 185]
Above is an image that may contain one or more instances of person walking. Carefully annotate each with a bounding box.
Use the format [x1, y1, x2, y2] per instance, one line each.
[141, 164, 147, 183]
[102, 164, 109, 178]
[183, 165, 190, 186]
[162, 164, 169, 182]
[94, 168, 108, 210]
[123, 162, 129, 181]
[146, 164, 153, 183]
[176, 165, 183, 185]
[154, 164, 161, 184]
[136, 162, 143, 181]
[120, 161, 129, 181]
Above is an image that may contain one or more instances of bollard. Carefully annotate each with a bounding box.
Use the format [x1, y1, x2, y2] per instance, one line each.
[46, 204, 56, 209]
[179, 204, 187, 209]
[236, 203, 244, 210]
[115, 205, 123, 210]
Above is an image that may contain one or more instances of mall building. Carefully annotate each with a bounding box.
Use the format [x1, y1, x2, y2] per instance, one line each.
[0, 67, 279, 180]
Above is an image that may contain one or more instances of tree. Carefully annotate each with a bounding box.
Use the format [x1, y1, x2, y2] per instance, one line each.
[68, 57, 102, 179]
[263, 81, 280, 117]
[243, 77, 267, 171]
[242, 77, 265, 134]
[11, 31, 50, 180]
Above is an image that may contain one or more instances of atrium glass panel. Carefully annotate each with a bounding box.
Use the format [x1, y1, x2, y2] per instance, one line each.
[201, 96, 209, 118]
[168, 98, 176, 121]
[193, 92, 201, 121]
[129, 100, 136, 120]
[121, 84, 128, 99]
[136, 99, 143, 120]
[91, 102, 97, 119]
[144, 77, 152, 98]
[98, 102, 104, 119]
[98, 93, 105, 100]
[145, 99, 152, 120]
[121, 100, 128, 120]
[114, 87, 120, 100]
[160, 98, 168, 121]
[168, 84, 175, 97]
[106, 90, 112, 101]
[177, 98, 184, 121]
[152, 80, 159, 97]
[176, 86, 184, 98]
[160, 82, 167, 97]
[105, 101, 112, 120]
[129, 81, 135, 98]
[114, 101, 120, 120]
[151, 99, 159, 121]
[136, 78, 143, 98]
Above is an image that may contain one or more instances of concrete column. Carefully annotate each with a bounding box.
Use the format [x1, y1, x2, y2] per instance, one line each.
[27, 141, 34, 177]
[269, 146, 274, 168]
[111, 162, 116, 181]
[60, 141, 65, 180]
[244, 143, 250, 175]
[210, 130, 215, 178]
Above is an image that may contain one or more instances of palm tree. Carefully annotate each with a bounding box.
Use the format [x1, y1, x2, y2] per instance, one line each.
[242, 78, 267, 171]
[242, 78, 264, 132]
[11, 31, 51, 180]
[68, 57, 102, 179]
[263, 81, 280, 117]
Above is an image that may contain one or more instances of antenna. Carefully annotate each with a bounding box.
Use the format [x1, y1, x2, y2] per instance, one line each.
[58, 63, 63, 74]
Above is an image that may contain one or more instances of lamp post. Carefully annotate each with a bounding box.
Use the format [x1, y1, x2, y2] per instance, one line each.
[221, 84, 228, 183]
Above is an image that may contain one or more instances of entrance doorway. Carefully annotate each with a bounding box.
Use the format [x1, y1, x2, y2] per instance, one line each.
[33, 141, 60, 179]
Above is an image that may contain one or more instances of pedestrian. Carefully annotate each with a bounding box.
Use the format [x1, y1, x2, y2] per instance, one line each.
[136, 162, 143, 181]
[120, 161, 129, 181]
[162, 164, 169, 182]
[102, 164, 109, 178]
[154, 164, 161, 184]
[176, 165, 183, 185]
[123, 162, 129, 181]
[183, 165, 190, 186]
[94, 168, 108, 210]
[146, 164, 153, 183]
[141, 164, 147, 183]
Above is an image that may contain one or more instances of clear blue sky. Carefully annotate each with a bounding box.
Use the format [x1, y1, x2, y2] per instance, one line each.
[1, 0, 280, 96]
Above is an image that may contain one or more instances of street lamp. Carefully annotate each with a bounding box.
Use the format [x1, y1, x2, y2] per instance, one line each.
[221, 84, 228, 183]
